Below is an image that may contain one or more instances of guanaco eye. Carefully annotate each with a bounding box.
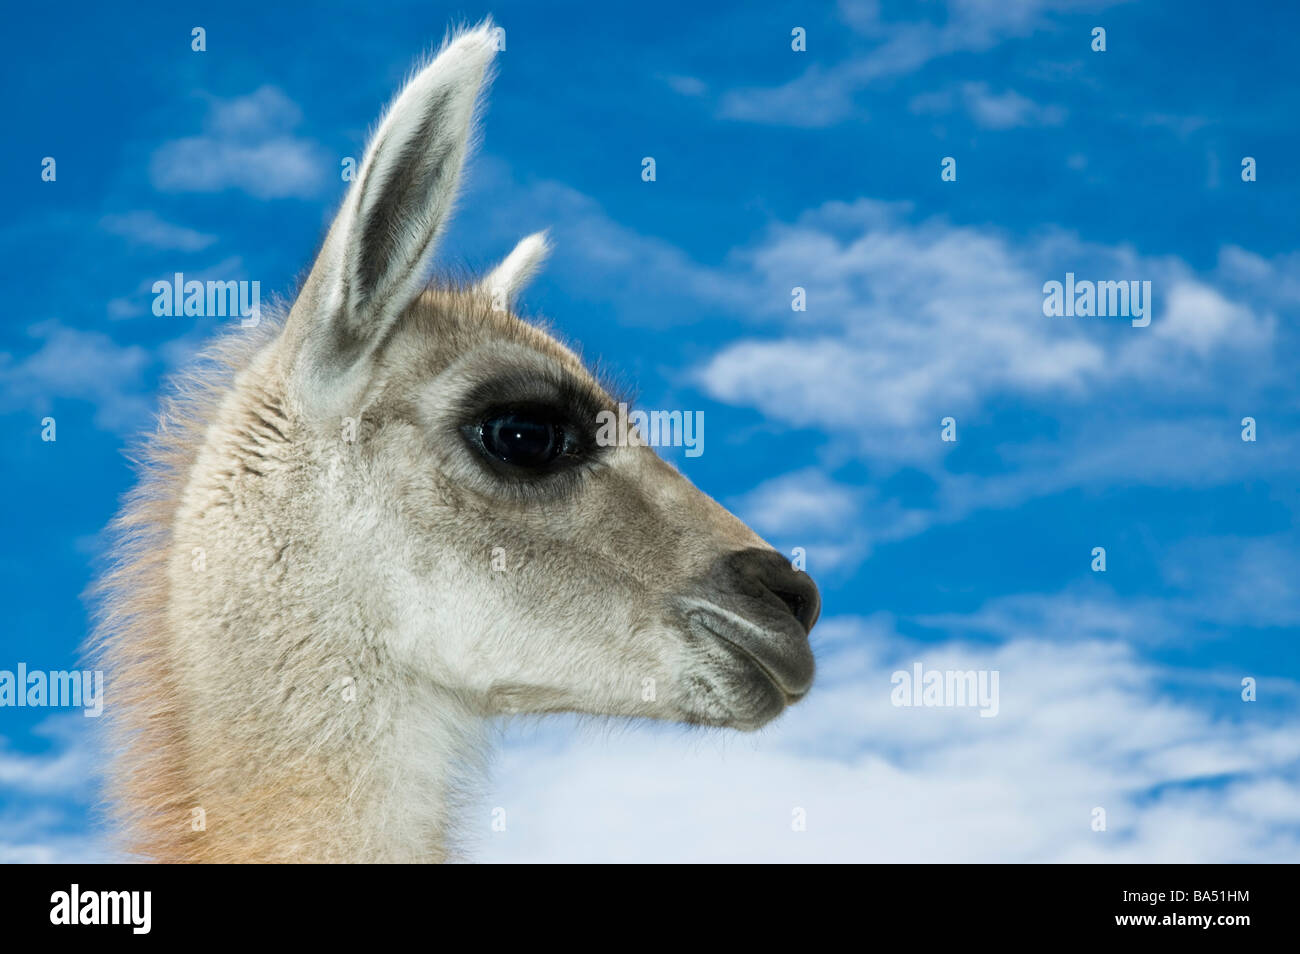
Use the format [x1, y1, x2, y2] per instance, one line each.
[477, 407, 569, 470]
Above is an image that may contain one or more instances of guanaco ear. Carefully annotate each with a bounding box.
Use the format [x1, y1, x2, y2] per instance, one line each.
[288, 22, 497, 413]
[480, 231, 551, 308]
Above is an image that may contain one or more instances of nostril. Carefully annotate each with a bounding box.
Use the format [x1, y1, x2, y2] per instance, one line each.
[772, 589, 807, 624]
[766, 569, 820, 633]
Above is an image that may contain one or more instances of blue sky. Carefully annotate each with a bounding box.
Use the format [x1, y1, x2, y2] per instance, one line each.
[3, 0, 1299, 861]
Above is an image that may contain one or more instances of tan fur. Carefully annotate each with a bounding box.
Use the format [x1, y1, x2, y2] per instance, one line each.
[90, 314, 285, 862]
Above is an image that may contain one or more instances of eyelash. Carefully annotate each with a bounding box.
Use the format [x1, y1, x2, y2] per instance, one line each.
[436, 367, 622, 502]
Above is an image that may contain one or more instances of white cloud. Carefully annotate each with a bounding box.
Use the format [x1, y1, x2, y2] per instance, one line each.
[473, 614, 1300, 862]
[721, 64, 868, 127]
[1154, 281, 1270, 356]
[204, 85, 304, 139]
[0, 738, 91, 794]
[1215, 245, 1300, 306]
[696, 200, 1277, 463]
[1159, 535, 1300, 628]
[722, 0, 1124, 127]
[954, 82, 1067, 128]
[100, 210, 217, 251]
[910, 83, 1067, 129]
[729, 469, 872, 573]
[734, 468, 860, 536]
[150, 86, 329, 199]
[662, 74, 707, 97]
[0, 829, 112, 864]
[106, 297, 144, 320]
[0, 718, 109, 864]
[717, 416, 1298, 566]
[0, 320, 152, 431]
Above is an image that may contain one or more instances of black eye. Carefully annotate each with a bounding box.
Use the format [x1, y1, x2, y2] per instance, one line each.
[478, 407, 568, 470]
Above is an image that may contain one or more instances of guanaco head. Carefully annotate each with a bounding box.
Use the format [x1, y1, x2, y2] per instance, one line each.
[276, 21, 819, 732]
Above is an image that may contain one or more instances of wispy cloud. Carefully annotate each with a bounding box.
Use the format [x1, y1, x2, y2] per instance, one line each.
[721, 64, 867, 127]
[1159, 534, 1300, 628]
[0, 320, 152, 431]
[911, 82, 1067, 128]
[457, 157, 755, 324]
[662, 74, 707, 97]
[150, 86, 329, 199]
[730, 469, 872, 574]
[721, 0, 1124, 127]
[100, 210, 217, 251]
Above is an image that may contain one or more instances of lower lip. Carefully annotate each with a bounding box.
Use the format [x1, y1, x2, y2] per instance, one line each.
[687, 613, 803, 703]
